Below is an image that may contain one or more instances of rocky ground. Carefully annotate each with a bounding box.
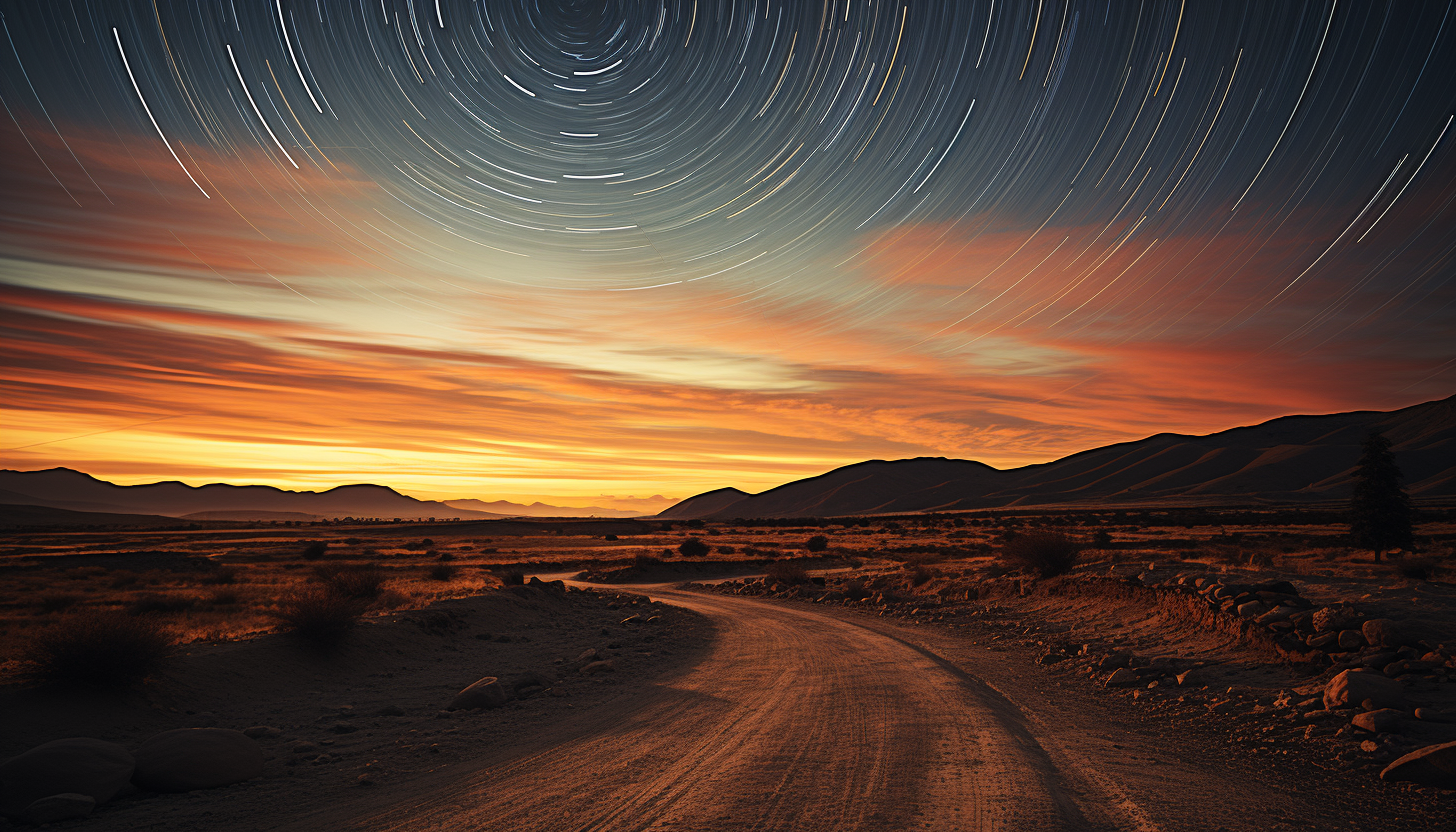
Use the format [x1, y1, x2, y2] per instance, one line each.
[696, 560, 1456, 803]
[0, 580, 708, 829]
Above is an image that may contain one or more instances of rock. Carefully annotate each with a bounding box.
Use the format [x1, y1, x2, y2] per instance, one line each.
[1236, 600, 1268, 619]
[0, 738, 135, 817]
[1312, 604, 1359, 633]
[509, 671, 556, 691]
[581, 660, 616, 675]
[1175, 668, 1208, 687]
[1360, 651, 1398, 669]
[575, 648, 598, 664]
[1336, 629, 1366, 651]
[375, 704, 406, 717]
[1037, 652, 1069, 665]
[242, 726, 282, 739]
[1307, 632, 1340, 650]
[1362, 618, 1411, 649]
[291, 741, 319, 755]
[1323, 670, 1406, 711]
[1255, 606, 1299, 626]
[1352, 709, 1406, 733]
[132, 728, 264, 793]
[1415, 708, 1456, 723]
[1106, 668, 1143, 688]
[329, 722, 358, 734]
[1381, 740, 1456, 788]
[1383, 659, 1438, 677]
[24, 793, 96, 825]
[448, 676, 509, 710]
[1097, 652, 1133, 670]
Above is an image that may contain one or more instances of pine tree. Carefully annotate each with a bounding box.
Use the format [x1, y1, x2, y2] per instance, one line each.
[1349, 429, 1413, 561]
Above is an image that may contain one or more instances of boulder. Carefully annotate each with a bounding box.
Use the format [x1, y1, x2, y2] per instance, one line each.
[1312, 605, 1359, 633]
[0, 737, 135, 817]
[1381, 740, 1456, 788]
[1236, 601, 1268, 619]
[448, 676, 508, 710]
[1323, 669, 1405, 711]
[132, 728, 264, 793]
[509, 671, 556, 692]
[581, 660, 616, 675]
[1336, 629, 1366, 651]
[1362, 618, 1412, 649]
[24, 793, 96, 825]
[1352, 708, 1405, 734]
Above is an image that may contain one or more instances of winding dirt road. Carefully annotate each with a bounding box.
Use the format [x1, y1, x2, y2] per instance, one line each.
[294, 587, 1346, 831]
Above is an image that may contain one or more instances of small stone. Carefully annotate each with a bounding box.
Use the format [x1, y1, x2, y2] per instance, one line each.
[24, 793, 95, 825]
[1361, 740, 1379, 753]
[1323, 669, 1405, 710]
[581, 660, 616, 675]
[242, 726, 282, 739]
[291, 741, 319, 755]
[1337, 629, 1366, 651]
[1236, 601, 1268, 619]
[1362, 618, 1411, 650]
[1175, 668, 1207, 687]
[1106, 667, 1142, 688]
[375, 704, 406, 717]
[575, 648, 598, 663]
[1352, 708, 1405, 733]
[329, 722, 358, 734]
[448, 676, 508, 710]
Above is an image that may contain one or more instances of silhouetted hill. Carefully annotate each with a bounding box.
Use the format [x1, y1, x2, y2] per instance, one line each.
[443, 498, 647, 518]
[656, 487, 752, 520]
[0, 469, 504, 521]
[659, 394, 1456, 519]
[0, 503, 182, 529]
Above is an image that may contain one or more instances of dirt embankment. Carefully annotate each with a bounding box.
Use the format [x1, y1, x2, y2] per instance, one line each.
[697, 563, 1456, 798]
[0, 581, 709, 829]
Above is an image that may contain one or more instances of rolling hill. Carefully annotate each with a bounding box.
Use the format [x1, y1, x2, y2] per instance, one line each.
[658, 394, 1456, 519]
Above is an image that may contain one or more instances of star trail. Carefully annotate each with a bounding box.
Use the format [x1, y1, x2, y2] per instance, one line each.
[1, 1, 1453, 503]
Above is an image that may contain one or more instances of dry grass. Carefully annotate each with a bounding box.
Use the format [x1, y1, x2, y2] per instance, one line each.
[274, 586, 366, 649]
[999, 532, 1083, 578]
[766, 561, 810, 585]
[22, 609, 177, 689]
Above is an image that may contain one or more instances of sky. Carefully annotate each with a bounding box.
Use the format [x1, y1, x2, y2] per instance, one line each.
[1, 0, 1453, 508]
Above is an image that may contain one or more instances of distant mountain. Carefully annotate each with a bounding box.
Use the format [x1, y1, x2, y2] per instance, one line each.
[659, 394, 1456, 519]
[0, 469, 510, 521]
[0, 503, 182, 529]
[443, 498, 648, 519]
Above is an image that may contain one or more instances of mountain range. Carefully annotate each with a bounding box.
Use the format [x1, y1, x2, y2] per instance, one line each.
[658, 394, 1456, 519]
[0, 469, 648, 521]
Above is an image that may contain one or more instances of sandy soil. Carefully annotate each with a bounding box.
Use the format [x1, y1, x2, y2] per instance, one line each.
[0, 582, 708, 830]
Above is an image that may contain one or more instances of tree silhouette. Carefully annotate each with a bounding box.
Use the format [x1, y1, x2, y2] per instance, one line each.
[1349, 429, 1413, 561]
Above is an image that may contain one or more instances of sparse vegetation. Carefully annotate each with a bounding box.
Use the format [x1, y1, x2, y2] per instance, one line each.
[427, 562, 458, 581]
[301, 540, 328, 560]
[634, 552, 663, 568]
[37, 592, 83, 614]
[678, 536, 711, 558]
[23, 610, 176, 689]
[999, 531, 1082, 578]
[766, 561, 810, 585]
[274, 586, 366, 649]
[804, 535, 829, 552]
[313, 563, 388, 600]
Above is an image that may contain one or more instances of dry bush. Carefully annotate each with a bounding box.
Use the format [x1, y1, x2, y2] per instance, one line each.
[23, 610, 176, 689]
[717, 545, 736, 555]
[301, 540, 329, 560]
[207, 588, 241, 607]
[908, 565, 936, 586]
[128, 593, 196, 615]
[841, 577, 870, 600]
[1395, 556, 1438, 581]
[108, 570, 139, 589]
[999, 532, 1082, 578]
[312, 563, 388, 600]
[274, 586, 366, 648]
[427, 562, 458, 581]
[804, 535, 829, 553]
[635, 552, 664, 568]
[678, 537, 711, 558]
[37, 593, 82, 614]
[203, 565, 240, 585]
[766, 561, 810, 585]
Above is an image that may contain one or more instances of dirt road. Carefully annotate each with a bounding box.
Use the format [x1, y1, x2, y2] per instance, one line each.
[279, 585, 1378, 832]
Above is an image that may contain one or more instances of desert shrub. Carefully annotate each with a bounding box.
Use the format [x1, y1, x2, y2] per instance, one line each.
[908, 566, 936, 586]
[841, 577, 870, 600]
[678, 537, 711, 558]
[436, 550, 455, 562]
[999, 532, 1082, 578]
[1396, 556, 1438, 581]
[109, 570, 139, 589]
[804, 535, 829, 553]
[427, 563, 458, 581]
[634, 552, 663, 568]
[717, 545, 736, 555]
[766, 561, 809, 585]
[604, 534, 619, 541]
[301, 540, 328, 560]
[208, 588, 241, 606]
[203, 565, 240, 585]
[1092, 530, 1112, 547]
[37, 593, 83, 614]
[312, 563, 388, 600]
[23, 610, 176, 689]
[274, 586, 366, 648]
[128, 594, 196, 615]
[495, 569, 524, 586]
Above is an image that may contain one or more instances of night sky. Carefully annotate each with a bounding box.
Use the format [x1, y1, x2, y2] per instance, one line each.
[2, 1, 1453, 507]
